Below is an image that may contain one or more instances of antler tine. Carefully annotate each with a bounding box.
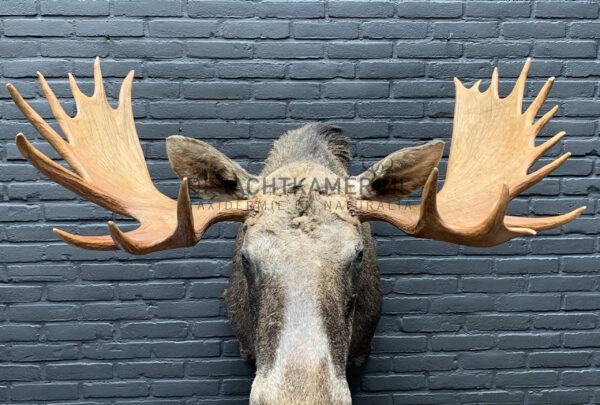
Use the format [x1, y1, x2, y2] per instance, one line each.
[509, 57, 531, 112]
[7, 84, 83, 173]
[118, 70, 134, 112]
[533, 131, 566, 161]
[511, 152, 571, 198]
[37, 72, 73, 139]
[533, 105, 559, 134]
[67, 72, 87, 108]
[416, 167, 442, 231]
[489, 67, 499, 97]
[92, 56, 106, 100]
[175, 177, 197, 245]
[525, 76, 555, 124]
[506, 205, 586, 232]
[54, 229, 117, 250]
[15, 133, 127, 215]
[482, 182, 535, 238]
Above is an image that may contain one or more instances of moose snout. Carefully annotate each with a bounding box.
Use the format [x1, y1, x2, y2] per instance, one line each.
[249, 357, 352, 405]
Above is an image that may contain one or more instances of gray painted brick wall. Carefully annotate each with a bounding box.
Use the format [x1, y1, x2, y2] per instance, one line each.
[0, 0, 598, 403]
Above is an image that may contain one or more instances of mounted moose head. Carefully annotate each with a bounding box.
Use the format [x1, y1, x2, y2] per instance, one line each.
[8, 58, 584, 404]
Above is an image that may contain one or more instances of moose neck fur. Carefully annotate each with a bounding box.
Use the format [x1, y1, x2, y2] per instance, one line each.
[224, 123, 382, 404]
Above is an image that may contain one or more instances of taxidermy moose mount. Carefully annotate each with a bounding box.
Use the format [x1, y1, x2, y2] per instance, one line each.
[8, 58, 584, 404]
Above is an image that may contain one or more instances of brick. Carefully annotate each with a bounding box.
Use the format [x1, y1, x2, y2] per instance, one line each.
[114, 0, 182, 16]
[328, 42, 393, 59]
[148, 20, 216, 37]
[396, 42, 463, 58]
[4, 19, 74, 37]
[465, 315, 529, 331]
[290, 101, 354, 119]
[498, 333, 560, 349]
[46, 363, 113, 380]
[217, 62, 285, 79]
[330, 2, 394, 18]
[357, 101, 423, 118]
[429, 372, 491, 389]
[151, 340, 220, 358]
[82, 342, 152, 359]
[529, 351, 592, 368]
[571, 22, 600, 38]
[120, 322, 187, 338]
[116, 361, 184, 378]
[255, 42, 323, 59]
[75, 20, 144, 37]
[465, 42, 530, 58]
[0, 0, 37, 15]
[188, 41, 252, 59]
[529, 390, 592, 404]
[181, 122, 250, 139]
[362, 22, 428, 39]
[81, 303, 150, 320]
[323, 82, 388, 99]
[496, 371, 557, 388]
[222, 21, 289, 39]
[254, 82, 319, 100]
[497, 294, 561, 312]
[112, 41, 184, 58]
[47, 284, 114, 301]
[83, 381, 149, 398]
[430, 334, 495, 351]
[536, 2, 599, 19]
[117, 282, 185, 300]
[397, 2, 462, 18]
[153, 379, 219, 397]
[434, 22, 498, 39]
[41, 40, 109, 57]
[11, 383, 78, 401]
[81, 263, 149, 281]
[0, 365, 40, 381]
[401, 316, 461, 332]
[257, 2, 324, 18]
[10, 344, 79, 361]
[289, 62, 354, 79]
[533, 40, 597, 58]
[294, 22, 359, 39]
[188, 1, 255, 18]
[41, 0, 109, 15]
[466, 2, 530, 17]
[0, 325, 40, 342]
[218, 102, 286, 119]
[503, 22, 566, 39]
[0, 286, 42, 303]
[461, 351, 525, 369]
[45, 322, 114, 341]
[362, 374, 425, 391]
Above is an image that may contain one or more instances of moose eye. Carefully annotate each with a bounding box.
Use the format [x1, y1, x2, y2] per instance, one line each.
[241, 254, 251, 269]
[355, 249, 364, 265]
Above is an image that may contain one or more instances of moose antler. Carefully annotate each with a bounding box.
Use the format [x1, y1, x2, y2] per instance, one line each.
[8, 58, 254, 255]
[349, 59, 585, 247]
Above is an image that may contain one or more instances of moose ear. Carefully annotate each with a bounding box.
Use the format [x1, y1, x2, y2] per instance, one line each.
[166, 135, 257, 201]
[355, 140, 445, 202]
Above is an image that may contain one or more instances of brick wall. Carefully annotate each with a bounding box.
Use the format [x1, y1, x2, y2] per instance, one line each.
[0, 0, 599, 403]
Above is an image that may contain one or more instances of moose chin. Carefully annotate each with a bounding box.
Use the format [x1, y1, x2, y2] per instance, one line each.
[7, 58, 583, 404]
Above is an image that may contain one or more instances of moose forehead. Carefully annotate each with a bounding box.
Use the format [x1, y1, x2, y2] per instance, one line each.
[242, 162, 363, 271]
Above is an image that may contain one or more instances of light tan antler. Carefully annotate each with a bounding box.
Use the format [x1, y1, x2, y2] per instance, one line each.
[8, 58, 253, 255]
[350, 59, 585, 247]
